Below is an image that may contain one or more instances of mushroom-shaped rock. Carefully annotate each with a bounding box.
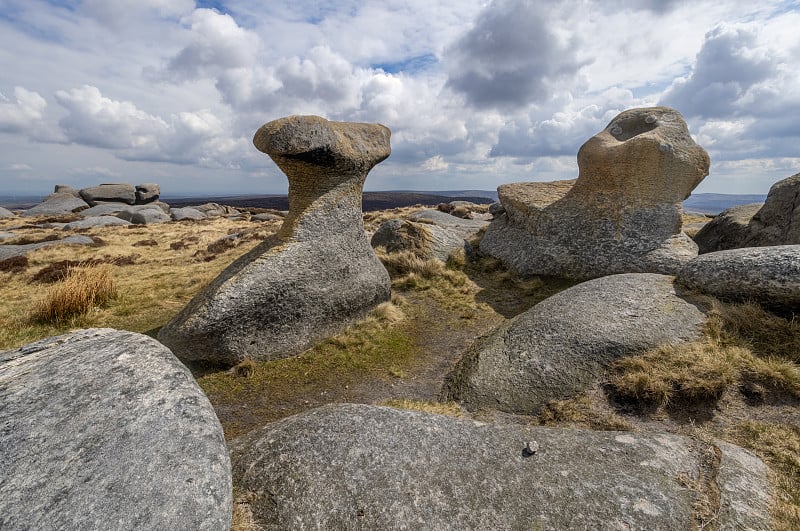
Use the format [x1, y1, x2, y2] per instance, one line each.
[480, 107, 710, 279]
[0, 329, 232, 530]
[159, 116, 391, 365]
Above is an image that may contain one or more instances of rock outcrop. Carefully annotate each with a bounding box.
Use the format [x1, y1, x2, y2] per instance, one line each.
[230, 403, 769, 530]
[0, 329, 232, 530]
[21, 193, 89, 217]
[0, 206, 14, 219]
[135, 183, 160, 204]
[371, 218, 465, 262]
[445, 273, 706, 414]
[678, 245, 800, 311]
[159, 115, 392, 365]
[0, 234, 95, 261]
[480, 107, 710, 279]
[408, 209, 489, 240]
[117, 205, 171, 225]
[694, 173, 800, 252]
[79, 183, 137, 206]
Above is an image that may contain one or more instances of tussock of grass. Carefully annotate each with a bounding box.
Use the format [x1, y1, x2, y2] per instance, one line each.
[538, 395, 633, 431]
[381, 398, 464, 418]
[729, 422, 800, 530]
[30, 264, 117, 324]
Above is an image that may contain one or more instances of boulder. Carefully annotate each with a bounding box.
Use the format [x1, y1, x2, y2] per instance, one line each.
[0, 235, 95, 261]
[444, 273, 706, 414]
[159, 115, 392, 365]
[0, 206, 15, 219]
[135, 183, 160, 204]
[0, 328, 232, 530]
[693, 203, 763, 253]
[251, 212, 284, 222]
[171, 207, 206, 221]
[194, 203, 240, 218]
[371, 218, 465, 262]
[678, 245, 800, 311]
[62, 216, 131, 230]
[79, 183, 136, 206]
[408, 209, 488, 240]
[229, 403, 769, 530]
[117, 205, 171, 225]
[79, 202, 132, 217]
[53, 184, 81, 197]
[21, 193, 89, 217]
[480, 107, 710, 279]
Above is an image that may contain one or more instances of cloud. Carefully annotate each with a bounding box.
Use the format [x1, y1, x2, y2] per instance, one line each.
[444, 0, 586, 110]
[0, 86, 47, 134]
[421, 155, 448, 172]
[152, 8, 259, 82]
[660, 25, 777, 118]
[9, 163, 33, 171]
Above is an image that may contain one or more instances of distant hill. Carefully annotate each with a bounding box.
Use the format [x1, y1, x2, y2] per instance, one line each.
[683, 193, 766, 215]
[166, 191, 497, 212]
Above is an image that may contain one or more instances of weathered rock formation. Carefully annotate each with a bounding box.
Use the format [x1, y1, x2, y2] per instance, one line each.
[0, 329, 232, 530]
[371, 218, 465, 262]
[0, 234, 95, 261]
[159, 115, 391, 365]
[230, 403, 769, 530]
[408, 208, 489, 240]
[678, 245, 800, 311]
[135, 183, 160, 204]
[445, 273, 706, 414]
[481, 107, 710, 279]
[0, 206, 14, 219]
[79, 183, 137, 206]
[21, 193, 89, 217]
[118, 205, 171, 225]
[694, 173, 800, 252]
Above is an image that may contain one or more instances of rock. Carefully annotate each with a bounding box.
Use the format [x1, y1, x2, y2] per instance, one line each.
[371, 218, 465, 262]
[0, 235, 95, 261]
[117, 206, 171, 225]
[408, 209, 489, 240]
[135, 183, 160, 204]
[159, 115, 392, 365]
[444, 273, 706, 414]
[21, 193, 89, 217]
[488, 201, 505, 218]
[53, 184, 80, 197]
[194, 203, 240, 218]
[480, 107, 710, 279]
[79, 183, 136, 206]
[62, 216, 131, 230]
[79, 202, 132, 217]
[0, 328, 232, 530]
[0, 232, 15, 240]
[251, 212, 284, 222]
[678, 245, 800, 311]
[229, 403, 769, 530]
[693, 203, 763, 253]
[0, 206, 15, 219]
[171, 207, 207, 221]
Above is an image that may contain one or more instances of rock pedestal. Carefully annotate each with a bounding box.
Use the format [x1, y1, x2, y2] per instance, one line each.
[480, 107, 710, 279]
[158, 115, 391, 365]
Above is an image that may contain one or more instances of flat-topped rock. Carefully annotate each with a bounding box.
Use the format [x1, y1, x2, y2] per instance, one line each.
[445, 273, 706, 414]
[481, 107, 710, 279]
[0, 329, 232, 530]
[159, 116, 391, 365]
[230, 403, 769, 530]
[21, 193, 89, 217]
[79, 183, 136, 206]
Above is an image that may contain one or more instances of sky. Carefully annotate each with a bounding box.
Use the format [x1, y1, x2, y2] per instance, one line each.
[0, 0, 799, 197]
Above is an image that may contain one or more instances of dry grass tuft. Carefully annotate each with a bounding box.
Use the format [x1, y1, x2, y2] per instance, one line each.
[29, 264, 117, 324]
[380, 398, 464, 418]
[539, 395, 633, 431]
[372, 301, 406, 324]
[233, 359, 256, 378]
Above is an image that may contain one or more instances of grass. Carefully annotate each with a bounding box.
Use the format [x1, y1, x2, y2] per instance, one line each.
[608, 301, 800, 407]
[380, 398, 464, 418]
[30, 264, 117, 324]
[538, 395, 633, 431]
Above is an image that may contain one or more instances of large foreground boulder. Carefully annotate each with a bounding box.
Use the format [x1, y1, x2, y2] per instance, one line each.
[694, 173, 800, 252]
[159, 115, 391, 365]
[0, 328, 231, 530]
[480, 107, 709, 279]
[445, 273, 706, 414]
[230, 403, 769, 530]
[678, 245, 800, 311]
